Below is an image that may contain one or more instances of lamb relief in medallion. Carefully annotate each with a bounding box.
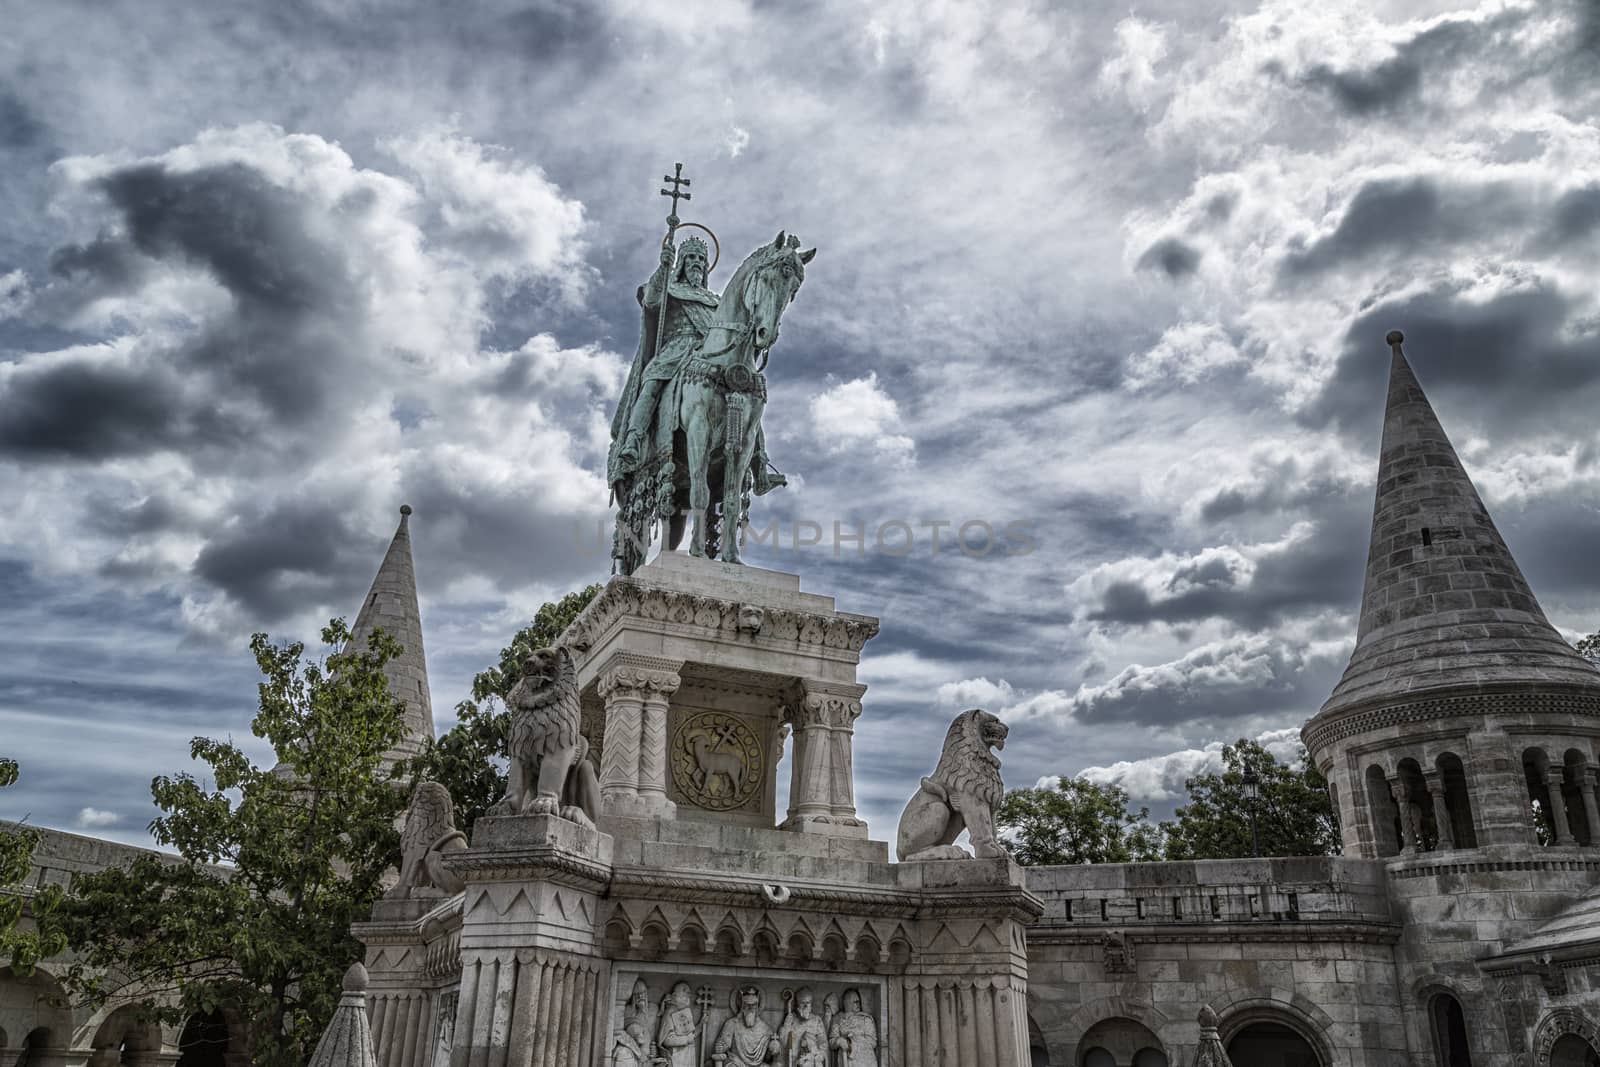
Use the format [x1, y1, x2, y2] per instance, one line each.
[671, 711, 763, 811]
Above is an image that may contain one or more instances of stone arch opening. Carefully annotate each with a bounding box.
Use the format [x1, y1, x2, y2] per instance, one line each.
[90, 1002, 165, 1064]
[1550, 1033, 1600, 1066]
[176, 1009, 233, 1067]
[1226, 1020, 1324, 1066]
[1028, 1013, 1049, 1067]
[1, 966, 73, 1064]
[1562, 749, 1592, 846]
[1365, 764, 1401, 856]
[1524, 747, 1557, 844]
[1428, 991, 1472, 1066]
[1436, 753, 1477, 849]
[1398, 758, 1436, 850]
[1076, 1017, 1164, 1067]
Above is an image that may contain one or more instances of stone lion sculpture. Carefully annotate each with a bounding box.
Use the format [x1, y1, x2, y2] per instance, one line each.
[387, 781, 468, 898]
[895, 708, 1009, 861]
[490, 644, 602, 826]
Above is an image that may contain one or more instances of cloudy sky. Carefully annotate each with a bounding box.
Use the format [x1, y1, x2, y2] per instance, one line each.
[4, 0, 1600, 847]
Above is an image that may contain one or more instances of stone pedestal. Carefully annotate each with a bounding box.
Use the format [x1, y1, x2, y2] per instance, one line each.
[357, 558, 1041, 1066]
[565, 553, 878, 836]
[443, 816, 613, 1067]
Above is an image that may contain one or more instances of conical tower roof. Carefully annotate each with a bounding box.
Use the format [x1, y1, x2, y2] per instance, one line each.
[351, 505, 434, 763]
[1318, 332, 1600, 719]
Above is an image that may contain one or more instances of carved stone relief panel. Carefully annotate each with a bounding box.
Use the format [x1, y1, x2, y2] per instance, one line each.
[671, 711, 765, 813]
[607, 965, 886, 1067]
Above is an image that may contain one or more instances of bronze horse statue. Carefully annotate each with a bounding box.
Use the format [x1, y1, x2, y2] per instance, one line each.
[611, 232, 813, 573]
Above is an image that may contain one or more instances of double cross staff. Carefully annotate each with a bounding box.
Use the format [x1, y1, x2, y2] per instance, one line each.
[661, 161, 691, 243]
[649, 163, 693, 451]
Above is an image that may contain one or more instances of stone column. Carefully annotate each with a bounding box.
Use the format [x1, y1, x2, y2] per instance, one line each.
[1588, 768, 1600, 848]
[596, 656, 681, 819]
[1546, 768, 1574, 845]
[637, 686, 676, 809]
[827, 695, 865, 827]
[782, 684, 867, 837]
[1388, 777, 1417, 854]
[1423, 770, 1454, 851]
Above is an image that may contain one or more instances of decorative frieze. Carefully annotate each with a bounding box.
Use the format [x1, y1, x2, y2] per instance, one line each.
[563, 579, 879, 658]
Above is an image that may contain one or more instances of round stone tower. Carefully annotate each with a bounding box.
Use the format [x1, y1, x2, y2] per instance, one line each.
[1302, 331, 1600, 1062]
[1303, 331, 1600, 857]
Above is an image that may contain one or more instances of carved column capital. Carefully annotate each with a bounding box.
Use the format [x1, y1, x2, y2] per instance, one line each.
[597, 657, 682, 700]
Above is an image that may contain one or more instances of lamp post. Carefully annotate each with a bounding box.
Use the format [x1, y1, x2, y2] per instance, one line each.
[1242, 760, 1262, 858]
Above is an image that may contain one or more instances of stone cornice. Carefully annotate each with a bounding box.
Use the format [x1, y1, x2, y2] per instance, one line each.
[444, 845, 613, 892]
[562, 579, 879, 659]
[1387, 853, 1600, 880]
[1027, 920, 1402, 946]
[1303, 685, 1600, 755]
[606, 865, 1042, 922]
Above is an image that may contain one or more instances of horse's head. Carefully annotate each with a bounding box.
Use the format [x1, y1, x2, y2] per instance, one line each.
[734, 230, 815, 355]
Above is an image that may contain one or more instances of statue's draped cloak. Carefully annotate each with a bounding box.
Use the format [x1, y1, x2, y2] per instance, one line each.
[607, 276, 720, 484]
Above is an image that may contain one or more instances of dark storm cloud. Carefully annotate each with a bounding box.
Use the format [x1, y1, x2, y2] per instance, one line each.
[0, 159, 361, 461]
[405, 472, 612, 592]
[1542, 184, 1600, 248]
[1198, 467, 1361, 525]
[48, 233, 150, 290]
[193, 499, 377, 623]
[1294, 6, 1534, 118]
[1085, 504, 1368, 630]
[0, 357, 190, 459]
[1299, 54, 1421, 116]
[1279, 177, 1528, 280]
[1136, 236, 1201, 279]
[102, 162, 350, 314]
[1303, 282, 1600, 439]
[1059, 635, 1345, 728]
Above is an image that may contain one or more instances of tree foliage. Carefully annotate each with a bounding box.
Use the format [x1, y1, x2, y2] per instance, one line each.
[61, 620, 408, 1067]
[1160, 740, 1339, 860]
[402, 585, 600, 832]
[0, 758, 66, 974]
[1575, 629, 1600, 666]
[998, 777, 1164, 865]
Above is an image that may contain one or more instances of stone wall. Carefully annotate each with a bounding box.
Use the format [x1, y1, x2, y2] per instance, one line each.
[1022, 856, 1405, 1067]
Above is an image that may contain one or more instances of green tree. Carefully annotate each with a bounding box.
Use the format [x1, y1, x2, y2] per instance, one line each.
[0, 759, 66, 974]
[997, 777, 1164, 866]
[403, 585, 600, 832]
[61, 620, 408, 1067]
[1161, 740, 1339, 860]
[1575, 629, 1600, 666]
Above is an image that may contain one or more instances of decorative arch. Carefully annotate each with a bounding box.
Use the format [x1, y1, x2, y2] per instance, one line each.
[1075, 1016, 1164, 1067]
[0, 963, 74, 1058]
[1215, 993, 1335, 1067]
[1366, 763, 1401, 856]
[1435, 752, 1478, 849]
[1535, 1009, 1600, 1065]
[1062, 996, 1171, 1038]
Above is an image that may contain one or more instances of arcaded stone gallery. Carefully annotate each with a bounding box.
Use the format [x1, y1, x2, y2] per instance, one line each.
[7, 221, 1600, 1067]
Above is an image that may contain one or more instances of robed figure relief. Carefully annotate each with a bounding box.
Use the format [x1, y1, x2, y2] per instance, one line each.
[608, 163, 814, 575]
[829, 989, 878, 1067]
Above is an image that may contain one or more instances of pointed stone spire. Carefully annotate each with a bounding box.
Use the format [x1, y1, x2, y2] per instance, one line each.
[351, 505, 434, 764]
[1319, 331, 1600, 718]
[307, 963, 379, 1067]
